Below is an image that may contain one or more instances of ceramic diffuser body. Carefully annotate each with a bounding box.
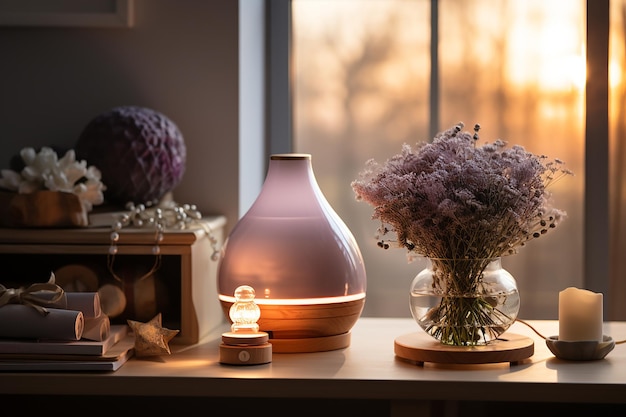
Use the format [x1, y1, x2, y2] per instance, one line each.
[217, 154, 367, 352]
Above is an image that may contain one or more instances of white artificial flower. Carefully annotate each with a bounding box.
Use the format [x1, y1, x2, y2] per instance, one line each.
[20, 147, 57, 185]
[17, 179, 41, 194]
[58, 150, 89, 185]
[0, 147, 106, 213]
[19, 147, 37, 167]
[74, 183, 105, 212]
[73, 166, 106, 212]
[0, 169, 22, 191]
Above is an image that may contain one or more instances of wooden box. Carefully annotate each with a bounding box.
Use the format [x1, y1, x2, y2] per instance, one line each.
[0, 215, 227, 344]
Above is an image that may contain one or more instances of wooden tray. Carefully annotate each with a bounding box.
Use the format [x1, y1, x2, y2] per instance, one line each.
[394, 331, 534, 365]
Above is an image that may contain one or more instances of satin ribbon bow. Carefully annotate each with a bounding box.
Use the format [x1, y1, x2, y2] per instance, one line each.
[0, 273, 65, 315]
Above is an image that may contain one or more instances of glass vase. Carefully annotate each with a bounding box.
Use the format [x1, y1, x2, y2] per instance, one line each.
[409, 257, 520, 346]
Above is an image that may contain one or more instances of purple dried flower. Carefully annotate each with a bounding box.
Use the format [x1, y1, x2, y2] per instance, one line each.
[351, 122, 572, 261]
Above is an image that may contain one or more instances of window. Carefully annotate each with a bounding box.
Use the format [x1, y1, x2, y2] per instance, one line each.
[269, 0, 622, 319]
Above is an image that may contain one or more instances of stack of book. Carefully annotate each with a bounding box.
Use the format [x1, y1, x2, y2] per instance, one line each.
[0, 324, 133, 371]
[0, 281, 134, 371]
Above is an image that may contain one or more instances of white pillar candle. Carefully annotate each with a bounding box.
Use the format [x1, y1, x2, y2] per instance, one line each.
[558, 287, 603, 341]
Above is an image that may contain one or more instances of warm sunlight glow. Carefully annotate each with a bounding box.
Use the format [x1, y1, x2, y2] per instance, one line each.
[172, 359, 215, 368]
[539, 54, 586, 91]
[293, 0, 585, 319]
[507, 4, 585, 92]
[610, 60, 623, 90]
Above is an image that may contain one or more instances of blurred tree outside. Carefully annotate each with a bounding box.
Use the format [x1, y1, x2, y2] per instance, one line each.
[293, 0, 587, 319]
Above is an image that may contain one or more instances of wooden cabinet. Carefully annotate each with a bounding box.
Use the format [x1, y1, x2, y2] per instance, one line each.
[0, 215, 227, 344]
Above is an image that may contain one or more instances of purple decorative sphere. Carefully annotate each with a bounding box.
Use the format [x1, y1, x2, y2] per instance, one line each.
[75, 106, 186, 206]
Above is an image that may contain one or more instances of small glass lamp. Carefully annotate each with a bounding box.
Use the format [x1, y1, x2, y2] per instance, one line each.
[217, 154, 367, 353]
[219, 285, 272, 365]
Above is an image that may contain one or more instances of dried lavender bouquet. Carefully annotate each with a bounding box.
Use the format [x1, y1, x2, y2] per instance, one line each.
[352, 122, 572, 345]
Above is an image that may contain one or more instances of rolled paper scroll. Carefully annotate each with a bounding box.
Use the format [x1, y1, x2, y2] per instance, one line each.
[20, 291, 101, 318]
[98, 284, 126, 318]
[82, 314, 110, 341]
[0, 275, 65, 314]
[53, 264, 100, 292]
[133, 275, 158, 322]
[65, 292, 102, 318]
[0, 304, 84, 340]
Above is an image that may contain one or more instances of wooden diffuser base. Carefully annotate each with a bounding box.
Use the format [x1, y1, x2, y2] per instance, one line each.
[220, 298, 364, 353]
[394, 331, 534, 365]
[269, 332, 351, 353]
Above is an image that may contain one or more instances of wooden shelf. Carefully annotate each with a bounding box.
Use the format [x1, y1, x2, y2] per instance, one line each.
[0, 216, 227, 344]
[0, 215, 226, 246]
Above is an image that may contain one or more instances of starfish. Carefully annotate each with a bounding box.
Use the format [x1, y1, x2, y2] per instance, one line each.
[127, 313, 179, 357]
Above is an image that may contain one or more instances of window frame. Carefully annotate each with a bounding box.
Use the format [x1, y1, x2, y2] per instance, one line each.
[266, 0, 612, 317]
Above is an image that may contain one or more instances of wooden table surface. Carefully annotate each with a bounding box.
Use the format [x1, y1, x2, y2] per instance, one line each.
[1, 317, 625, 415]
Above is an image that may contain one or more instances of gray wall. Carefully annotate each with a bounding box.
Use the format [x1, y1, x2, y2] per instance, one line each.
[0, 0, 240, 230]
